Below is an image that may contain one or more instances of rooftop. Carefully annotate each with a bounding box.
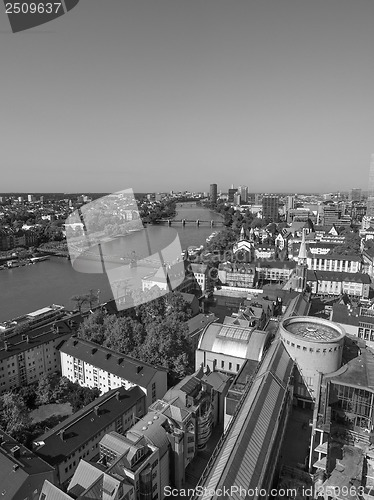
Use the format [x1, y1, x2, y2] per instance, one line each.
[33, 387, 144, 466]
[282, 316, 345, 342]
[59, 337, 167, 386]
[0, 431, 55, 500]
[197, 322, 268, 362]
[324, 347, 374, 391]
[307, 270, 371, 284]
[0, 312, 83, 361]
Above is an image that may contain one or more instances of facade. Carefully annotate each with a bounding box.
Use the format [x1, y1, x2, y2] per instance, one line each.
[238, 185, 248, 204]
[321, 204, 340, 225]
[262, 195, 279, 221]
[279, 316, 345, 400]
[190, 263, 209, 292]
[255, 260, 296, 283]
[98, 432, 161, 500]
[209, 184, 217, 204]
[218, 262, 256, 289]
[0, 314, 80, 395]
[307, 254, 362, 273]
[228, 188, 237, 203]
[59, 337, 167, 409]
[33, 387, 146, 488]
[306, 270, 371, 298]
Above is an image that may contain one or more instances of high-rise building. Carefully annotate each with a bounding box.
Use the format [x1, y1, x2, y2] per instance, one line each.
[367, 154, 374, 216]
[210, 184, 217, 204]
[238, 186, 248, 204]
[322, 204, 340, 225]
[228, 188, 237, 203]
[262, 195, 279, 221]
[233, 192, 241, 205]
[350, 188, 362, 202]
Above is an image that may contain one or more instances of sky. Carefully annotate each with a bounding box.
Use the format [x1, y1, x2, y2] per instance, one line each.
[1, 0, 374, 194]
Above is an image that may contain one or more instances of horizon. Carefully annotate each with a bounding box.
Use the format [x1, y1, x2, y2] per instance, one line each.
[1, 0, 374, 192]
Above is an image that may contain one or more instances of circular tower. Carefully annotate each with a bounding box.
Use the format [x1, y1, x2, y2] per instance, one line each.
[280, 316, 345, 399]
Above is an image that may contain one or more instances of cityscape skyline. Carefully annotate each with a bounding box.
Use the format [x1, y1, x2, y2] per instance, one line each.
[1, 0, 374, 193]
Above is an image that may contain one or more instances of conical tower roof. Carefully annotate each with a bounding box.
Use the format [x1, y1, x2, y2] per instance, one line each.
[298, 228, 307, 261]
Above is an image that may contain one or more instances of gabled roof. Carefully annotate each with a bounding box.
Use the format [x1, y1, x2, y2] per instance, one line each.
[59, 337, 166, 386]
[33, 387, 144, 466]
[39, 481, 73, 500]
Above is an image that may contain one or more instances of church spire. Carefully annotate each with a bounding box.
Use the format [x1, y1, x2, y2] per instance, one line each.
[239, 225, 245, 240]
[298, 228, 307, 264]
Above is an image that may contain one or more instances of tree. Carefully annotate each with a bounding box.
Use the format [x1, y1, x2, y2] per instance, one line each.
[0, 392, 32, 439]
[67, 385, 100, 413]
[36, 374, 53, 406]
[71, 294, 88, 314]
[138, 316, 194, 384]
[77, 309, 108, 344]
[103, 316, 146, 356]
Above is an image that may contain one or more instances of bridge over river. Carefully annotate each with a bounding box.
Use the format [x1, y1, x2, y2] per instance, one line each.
[155, 219, 224, 227]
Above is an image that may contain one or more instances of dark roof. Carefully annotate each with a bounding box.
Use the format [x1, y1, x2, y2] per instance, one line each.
[179, 292, 198, 304]
[324, 348, 374, 391]
[323, 254, 362, 262]
[331, 304, 360, 326]
[0, 431, 55, 500]
[33, 386, 144, 466]
[255, 260, 296, 269]
[0, 313, 82, 362]
[185, 313, 218, 337]
[307, 270, 371, 284]
[59, 337, 167, 386]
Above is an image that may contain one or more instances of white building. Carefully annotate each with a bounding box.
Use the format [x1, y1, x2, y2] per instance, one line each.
[59, 337, 168, 410]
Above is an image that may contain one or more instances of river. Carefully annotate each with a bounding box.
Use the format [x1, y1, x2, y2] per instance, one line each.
[0, 203, 223, 322]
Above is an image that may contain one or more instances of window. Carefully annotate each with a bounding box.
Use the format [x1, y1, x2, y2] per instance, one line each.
[228, 362, 232, 370]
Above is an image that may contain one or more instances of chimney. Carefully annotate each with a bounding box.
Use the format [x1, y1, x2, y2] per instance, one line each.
[26, 335, 30, 343]
[117, 357, 123, 365]
[59, 430, 66, 441]
[94, 405, 100, 416]
[10, 446, 20, 458]
[137, 366, 143, 374]
[13, 464, 19, 472]
[73, 340, 78, 346]
[4, 341, 8, 351]
[115, 391, 120, 401]
[91, 348, 97, 355]
[106, 353, 111, 360]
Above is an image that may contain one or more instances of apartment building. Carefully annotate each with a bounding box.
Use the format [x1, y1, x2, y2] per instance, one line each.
[307, 254, 362, 273]
[33, 387, 145, 488]
[0, 314, 81, 395]
[59, 337, 168, 409]
[307, 270, 371, 298]
[99, 431, 161, 500]
[0, 431, 56, 500]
